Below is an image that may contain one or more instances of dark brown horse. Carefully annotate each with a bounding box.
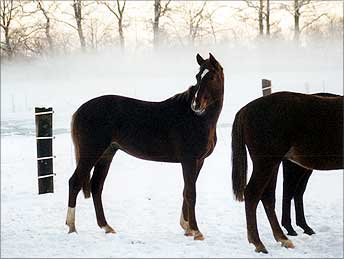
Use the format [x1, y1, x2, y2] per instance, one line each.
[231, 91, 343, 253]
[66, 53, 224, 240]
[281, 92, 340, 237]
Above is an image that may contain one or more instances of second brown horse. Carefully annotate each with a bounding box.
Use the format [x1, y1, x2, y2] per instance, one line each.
[232, 92, 343, 253]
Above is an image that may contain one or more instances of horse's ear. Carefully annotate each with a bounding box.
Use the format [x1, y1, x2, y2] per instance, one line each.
[196, 53, 205, 66]
[209, 53, 223, 71]
[209, 53, 218, 67]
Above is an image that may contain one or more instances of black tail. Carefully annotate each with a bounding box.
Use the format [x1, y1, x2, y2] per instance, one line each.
[231, 109, 247, 202]
[71, 112, 91, 199]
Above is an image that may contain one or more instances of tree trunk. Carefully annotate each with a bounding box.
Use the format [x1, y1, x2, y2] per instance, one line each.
[266, 0, 270, 36]
[118, 18, 124, 50]
[294, 0, 300, 42]
[4, 26, 12, 58]
[258, 0, 264, 36]
[45, 17, 54, 52]
[73, 0, 86, 51]
[153, 0, 160, 49]
[37, 2, 54, 53]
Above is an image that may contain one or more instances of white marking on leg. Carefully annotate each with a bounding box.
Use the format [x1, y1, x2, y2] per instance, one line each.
[66, 207, 75, 225]
[180, 212, 189, 230]
[66, 207, 77, 233]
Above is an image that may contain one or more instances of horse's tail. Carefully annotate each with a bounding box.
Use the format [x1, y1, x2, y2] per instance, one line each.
[231, 109, 247, 202]
[71, 112, 91, 199]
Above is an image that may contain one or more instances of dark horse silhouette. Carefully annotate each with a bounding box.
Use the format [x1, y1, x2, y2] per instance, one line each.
[231, 91, 343, 253]
[66, 53, 224, 240]
[281, 92, 340, 237]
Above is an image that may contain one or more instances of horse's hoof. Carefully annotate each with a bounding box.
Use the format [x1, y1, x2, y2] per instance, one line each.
[283, 225, 298, 236]
[67, 224, 77, 234]
[304, 228, 315, 235]
[281, 239, 295, 249]
[184, 229, 204, 240]
[255, 245, 268, 254]
[287, 230, 298, 236]
[102, 224, 116, 234]
[194, 231, 204, 241]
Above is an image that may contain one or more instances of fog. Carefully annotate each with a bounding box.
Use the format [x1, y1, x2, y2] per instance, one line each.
[1, 39, 342, 129]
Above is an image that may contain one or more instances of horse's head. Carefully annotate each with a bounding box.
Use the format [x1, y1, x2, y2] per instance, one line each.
[191, 53, 224, 115]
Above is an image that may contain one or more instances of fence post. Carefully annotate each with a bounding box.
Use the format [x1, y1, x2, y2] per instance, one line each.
[35, 107, 55, 194]
[262, 79, 272, 96]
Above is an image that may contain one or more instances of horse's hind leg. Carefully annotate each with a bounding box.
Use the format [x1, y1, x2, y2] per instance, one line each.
[66, 159, 95, 233]
[244, 167, 270, 253]
[91, 147, 116, 234]
[294, 170, 315, 235]
[261, 165, 294, 249]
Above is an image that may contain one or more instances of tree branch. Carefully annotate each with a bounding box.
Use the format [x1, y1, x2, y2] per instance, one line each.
[301, 13, 329, 32]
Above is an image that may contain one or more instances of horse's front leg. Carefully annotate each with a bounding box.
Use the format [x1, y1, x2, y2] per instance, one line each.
[181, 159, 204, 240]
[180, 159, 204, 232]
[180, 194, 189, 231]
[281, 161, 299, 236]
[294, 171, 315, 235]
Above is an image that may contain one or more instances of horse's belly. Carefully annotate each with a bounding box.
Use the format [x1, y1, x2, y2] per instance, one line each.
[123, 149, 179, 163]
[285, 146, 343, 170]
[113, 139, 180, 163]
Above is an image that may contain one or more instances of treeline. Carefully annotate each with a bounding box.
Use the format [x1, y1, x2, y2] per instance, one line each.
[0, 0, 342, 59]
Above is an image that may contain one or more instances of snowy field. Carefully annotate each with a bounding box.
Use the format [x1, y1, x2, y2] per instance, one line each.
[1, 42, 343, 258]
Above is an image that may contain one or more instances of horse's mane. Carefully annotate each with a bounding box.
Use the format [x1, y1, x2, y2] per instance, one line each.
[168, 85, 197, 104]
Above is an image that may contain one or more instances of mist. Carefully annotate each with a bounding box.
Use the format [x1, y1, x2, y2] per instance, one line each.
[1, 39, 342, 130]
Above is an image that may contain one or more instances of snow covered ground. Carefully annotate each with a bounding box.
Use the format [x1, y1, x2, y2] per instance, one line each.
[1, 43, 343, 258]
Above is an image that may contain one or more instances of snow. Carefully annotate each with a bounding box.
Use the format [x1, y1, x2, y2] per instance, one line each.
[1, 42, 343, 257]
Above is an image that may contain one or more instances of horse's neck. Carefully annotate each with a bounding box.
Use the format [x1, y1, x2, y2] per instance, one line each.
[207, 95, 224, 122]
[168, 86, 223, 123]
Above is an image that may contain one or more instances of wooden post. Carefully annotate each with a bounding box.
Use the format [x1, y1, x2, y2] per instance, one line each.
[262, 79, 271, 96]
[35, 107, 55, 194]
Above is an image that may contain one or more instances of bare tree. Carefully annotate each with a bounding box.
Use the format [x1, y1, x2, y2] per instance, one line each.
[235, 0, 281, 39]
[190, 2, 206, 44]
[53, 1, 94, 51]
[36, 0, 57, 53]
[244, 0, 265, 36]
[102, 0, 126, 50]
[165, 1, 224, 46]
[0, 0, 44, 58]
[87, 17, 113, 50]
[0, 0, 21, 58]
[153, 0, 170, 49]
[281, 0, 329, 43]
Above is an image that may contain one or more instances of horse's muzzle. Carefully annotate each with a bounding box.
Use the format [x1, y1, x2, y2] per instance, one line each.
[191, 100, 205, 115]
